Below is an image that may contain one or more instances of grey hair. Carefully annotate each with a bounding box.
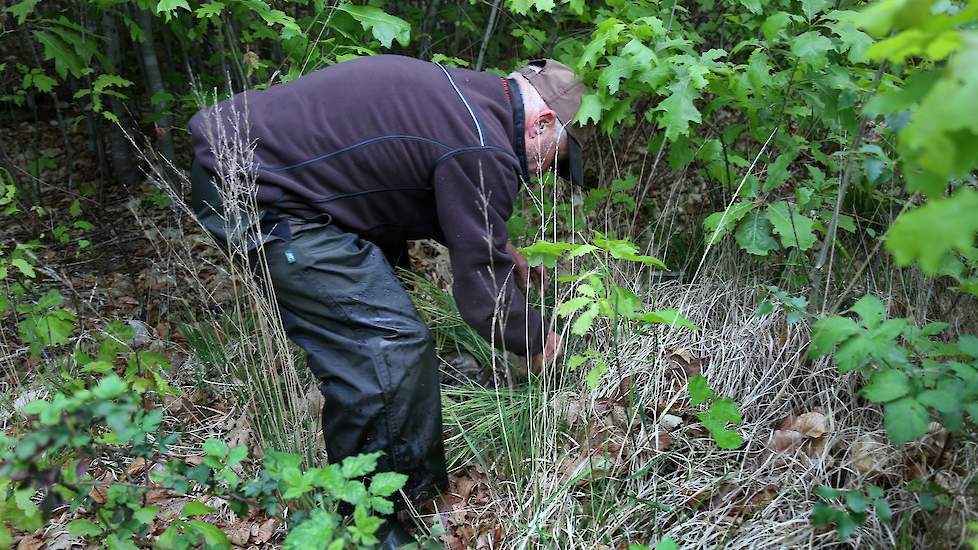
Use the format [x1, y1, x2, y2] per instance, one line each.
[508, 72, 567, 136]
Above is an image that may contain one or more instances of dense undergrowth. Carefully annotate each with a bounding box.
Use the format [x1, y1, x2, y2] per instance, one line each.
[2, 0, 978, 547]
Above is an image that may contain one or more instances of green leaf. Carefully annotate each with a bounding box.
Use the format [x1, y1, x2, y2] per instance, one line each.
[884, 397, 930, 443]
[622, 38, 657, 67]
[11, 258, 35, 278]
[816, 486, 843, 500]
[811, 501, 839, 527]
[156, 0, 191, 14]
[755, 300, 774, 317]
[575, 94, 604, 125]
[32, 29, 85, 79]
[283, 509, 337, 550]
[337, 4, 411, 48]
[849, 295, 885, 328]
[802, 0, 830, 20]
[654, 81, 701, 141]
[835, 511, 862, 540]
[92, 375, 127, 399]
[917, 389, 960, 415]
[605, 286, 642, 318]
[180, 501, 214, 517]
[18, 310, 76, 350]
[81, 360, 114, 374]
[688, 374, 716, 405]
[369, 472, 407, 497]
[578, 18, 626, 69]
[203, 438, 228, 459]
[738, 0, 762, 14]
[507, 0, 555, 14]
[766, 201, 816, 251]
[735, 212, 779, 256]
[586, 360, 609, 388]
[227, 446, 247, 465]
[593, 232, 667, 268]
[874, 498, 893, 521]
[597, 56, 637, 94]
[195, 1, 225, 18]
[703, 202, 754, 245]
[520, 240, 576, 269]
[699, 401, 744, 449]
[810, 315, 861, 357]
[133, 506, 159, 525]
[762, 12, 792, 41]
[791, 31, 834, 68]
[636, 309, 700, 330]
[861, 369, 910, 402]
[67, 518, 103, 537]
[887, 188, 978, 274]
[558, 296, 592, 317]
[4, 0, 39, 24]
[571, 303, 600, 336]
[654, 538, 679, 550]
[566, 354, 587, 370]
[899, 37, 978, 183]
[187, 520, 230, 550]
[707, 397, 742, 423]
[763, 150, 797, 192]
[29, 73, 57, 93]
[341, 452, 380, 478]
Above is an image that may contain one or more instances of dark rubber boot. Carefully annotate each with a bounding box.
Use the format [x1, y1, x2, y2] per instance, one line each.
[376, 517, 416, 549]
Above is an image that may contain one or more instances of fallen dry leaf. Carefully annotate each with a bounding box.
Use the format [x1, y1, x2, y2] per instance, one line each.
[786, 412, 828, 438]
[40, 525, 77, 550]
[850, 434, 893, 476]
[759, 411, 832, 466]
[126, 457, 148, 477]
[660, 414, 683, 431]
[16, 535, 43, 550]
[253, 518, 278, 544]
[668, 348, 705, 378]
[226, 522, 251, 546]
[89, 483, 108, 505]
[224, 411, 253, 450]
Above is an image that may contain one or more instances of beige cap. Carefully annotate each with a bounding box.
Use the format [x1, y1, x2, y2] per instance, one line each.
[517, 59, 591, 186]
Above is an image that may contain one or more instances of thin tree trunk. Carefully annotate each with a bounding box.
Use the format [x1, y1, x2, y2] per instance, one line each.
[420, 0, 443, 59]
[102, 12, 140, 189]
[79, 8, 108, 185]
[475, 0, 502, 72]
[138, 9, 176, 163]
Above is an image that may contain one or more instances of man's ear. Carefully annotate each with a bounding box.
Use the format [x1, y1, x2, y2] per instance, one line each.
[533, 109, 557, 135]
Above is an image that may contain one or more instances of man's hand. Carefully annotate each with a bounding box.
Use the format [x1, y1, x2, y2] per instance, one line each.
[505, 242, 548, 291]
[531, 331, 562, 374]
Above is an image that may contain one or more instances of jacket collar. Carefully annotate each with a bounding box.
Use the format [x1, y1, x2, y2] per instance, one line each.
[505, 78, 531, 181]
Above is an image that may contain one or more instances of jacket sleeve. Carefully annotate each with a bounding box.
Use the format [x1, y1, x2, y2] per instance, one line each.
[431, 149, 545, 357]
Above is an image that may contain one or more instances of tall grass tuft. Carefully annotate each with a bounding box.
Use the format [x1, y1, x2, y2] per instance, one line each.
[123, 91, 318, 462]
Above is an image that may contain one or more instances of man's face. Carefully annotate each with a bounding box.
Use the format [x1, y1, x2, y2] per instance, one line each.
[524, 108, 567, 175]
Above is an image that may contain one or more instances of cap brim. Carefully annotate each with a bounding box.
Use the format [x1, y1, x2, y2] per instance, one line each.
[555, 135, 586, 187]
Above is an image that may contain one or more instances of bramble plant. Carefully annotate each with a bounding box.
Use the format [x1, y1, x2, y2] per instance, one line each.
[0, 358, 406, 549]
[812, 485, 892, 541]
[810, 294, 978, 443]
[687, 374, 745, 449]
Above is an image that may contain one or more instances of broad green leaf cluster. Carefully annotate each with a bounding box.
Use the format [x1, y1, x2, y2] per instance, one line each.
[811, 295, 978, 443]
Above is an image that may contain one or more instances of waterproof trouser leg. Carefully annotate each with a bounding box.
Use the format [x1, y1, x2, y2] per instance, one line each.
[262, 220, 448, 504]
[190, 163, 448, 505]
